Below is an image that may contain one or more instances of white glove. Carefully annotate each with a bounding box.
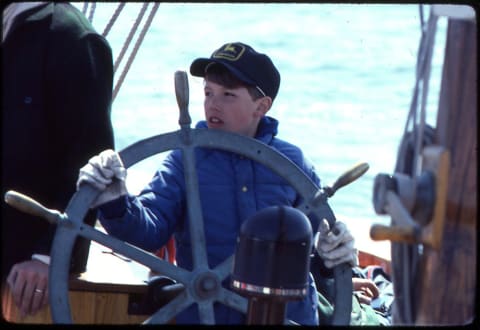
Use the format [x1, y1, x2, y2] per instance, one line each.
[76, 149, 127, 208]
[314, 219, 358, 268]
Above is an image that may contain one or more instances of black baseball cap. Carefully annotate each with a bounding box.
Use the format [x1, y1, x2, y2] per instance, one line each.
[190, 42, 281, 101]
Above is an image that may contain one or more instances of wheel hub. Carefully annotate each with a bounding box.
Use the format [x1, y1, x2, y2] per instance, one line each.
[192, 271, 221, 300]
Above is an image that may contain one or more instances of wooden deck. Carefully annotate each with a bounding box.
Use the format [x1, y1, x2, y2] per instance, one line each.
[2, 240, 151, 324]
[2, 221, 392, 324]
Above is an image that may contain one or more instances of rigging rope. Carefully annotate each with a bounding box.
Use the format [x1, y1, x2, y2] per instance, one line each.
[113, 3, 149, 75]
[392, 4, 439, 325]
[87, 2, 96, 23]
[85, 2, 160, 102]
[403, 5, 438, 180]
[81, 2, 95, 23]
[81, 2, 88, 16]
[112, 2, 160, 101]
[101, 3, 125, 38]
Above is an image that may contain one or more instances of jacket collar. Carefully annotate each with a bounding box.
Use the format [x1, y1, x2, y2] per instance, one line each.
[255, 116, 278, 143]
[2, 2, 50, 42]
[195, 115, 279, 144]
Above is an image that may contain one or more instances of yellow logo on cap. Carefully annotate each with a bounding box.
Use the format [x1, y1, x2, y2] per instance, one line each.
[213, 43, 245, 61]
[224, 44, 236, 52]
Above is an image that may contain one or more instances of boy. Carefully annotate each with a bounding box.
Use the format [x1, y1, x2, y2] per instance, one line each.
[77, 42, 357, 324]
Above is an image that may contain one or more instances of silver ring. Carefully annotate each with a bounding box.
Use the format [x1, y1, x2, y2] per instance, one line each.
[34, 288, 43, 294]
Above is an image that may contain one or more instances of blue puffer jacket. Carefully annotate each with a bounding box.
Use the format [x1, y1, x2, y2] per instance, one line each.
[99, 116, 322, 324]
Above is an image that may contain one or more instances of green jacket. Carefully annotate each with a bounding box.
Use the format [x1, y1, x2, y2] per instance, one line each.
[318, 292, 386, 325]
[2, 2, 114, 275]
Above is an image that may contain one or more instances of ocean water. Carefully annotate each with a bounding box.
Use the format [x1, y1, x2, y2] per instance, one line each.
[74, 3, 447, 241]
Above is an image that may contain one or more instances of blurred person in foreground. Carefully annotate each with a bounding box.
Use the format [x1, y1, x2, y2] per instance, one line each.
[2, 1, 114, 317]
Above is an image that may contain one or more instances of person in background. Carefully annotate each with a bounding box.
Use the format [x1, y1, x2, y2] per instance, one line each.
[2, 2, 114, 317]
[76, 42, 358, 324]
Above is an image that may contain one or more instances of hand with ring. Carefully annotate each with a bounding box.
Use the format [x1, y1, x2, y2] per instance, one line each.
[6, 259, 49, 316]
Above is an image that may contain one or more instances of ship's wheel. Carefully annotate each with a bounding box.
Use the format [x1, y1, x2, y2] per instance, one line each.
[5, 71, 353, 325]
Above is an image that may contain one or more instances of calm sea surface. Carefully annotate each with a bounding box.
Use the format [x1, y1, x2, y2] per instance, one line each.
[74, 3, 447, 236]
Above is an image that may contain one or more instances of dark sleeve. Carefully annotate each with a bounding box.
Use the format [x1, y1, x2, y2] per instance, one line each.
[38, 6, 115, 272]
[47, 32, 115, 205]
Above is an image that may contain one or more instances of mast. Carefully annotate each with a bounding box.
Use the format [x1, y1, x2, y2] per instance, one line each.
[415, 7, 477, 324]
[369, 4, 476, 325]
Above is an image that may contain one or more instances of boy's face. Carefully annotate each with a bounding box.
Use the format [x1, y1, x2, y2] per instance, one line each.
[203, 80, 270, 137]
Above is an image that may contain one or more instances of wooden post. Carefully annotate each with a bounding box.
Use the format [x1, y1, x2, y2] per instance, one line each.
[415, 17, 477, 325]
